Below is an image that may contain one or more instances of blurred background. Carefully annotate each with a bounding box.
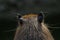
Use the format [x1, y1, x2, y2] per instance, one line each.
[0, 0, 59, 40]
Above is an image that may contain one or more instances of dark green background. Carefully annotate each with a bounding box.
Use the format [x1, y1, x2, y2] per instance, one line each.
[0, 0, 60, 40]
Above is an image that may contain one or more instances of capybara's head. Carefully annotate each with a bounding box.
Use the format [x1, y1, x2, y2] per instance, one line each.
[14, 13, 54, 40]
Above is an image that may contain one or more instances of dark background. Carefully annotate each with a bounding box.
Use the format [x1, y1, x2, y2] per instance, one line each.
[0, 0, 60, 40]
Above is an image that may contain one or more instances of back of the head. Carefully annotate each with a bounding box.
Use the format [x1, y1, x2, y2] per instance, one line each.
[14, 13, 54, 40]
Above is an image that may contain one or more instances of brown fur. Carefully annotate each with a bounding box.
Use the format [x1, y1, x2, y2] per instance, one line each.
[14, 14, 54, 40]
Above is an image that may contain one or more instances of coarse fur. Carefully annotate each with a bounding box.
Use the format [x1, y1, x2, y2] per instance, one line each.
[14, 14, 54, 40]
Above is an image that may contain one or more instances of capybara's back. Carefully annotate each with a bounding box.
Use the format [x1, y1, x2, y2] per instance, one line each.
[14, 13, 54, 40]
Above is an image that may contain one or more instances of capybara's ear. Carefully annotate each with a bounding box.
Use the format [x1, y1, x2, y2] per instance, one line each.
[38, 13, 44, 23]
[17, 14, 23, 25]
[17, 14, 22, 19]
